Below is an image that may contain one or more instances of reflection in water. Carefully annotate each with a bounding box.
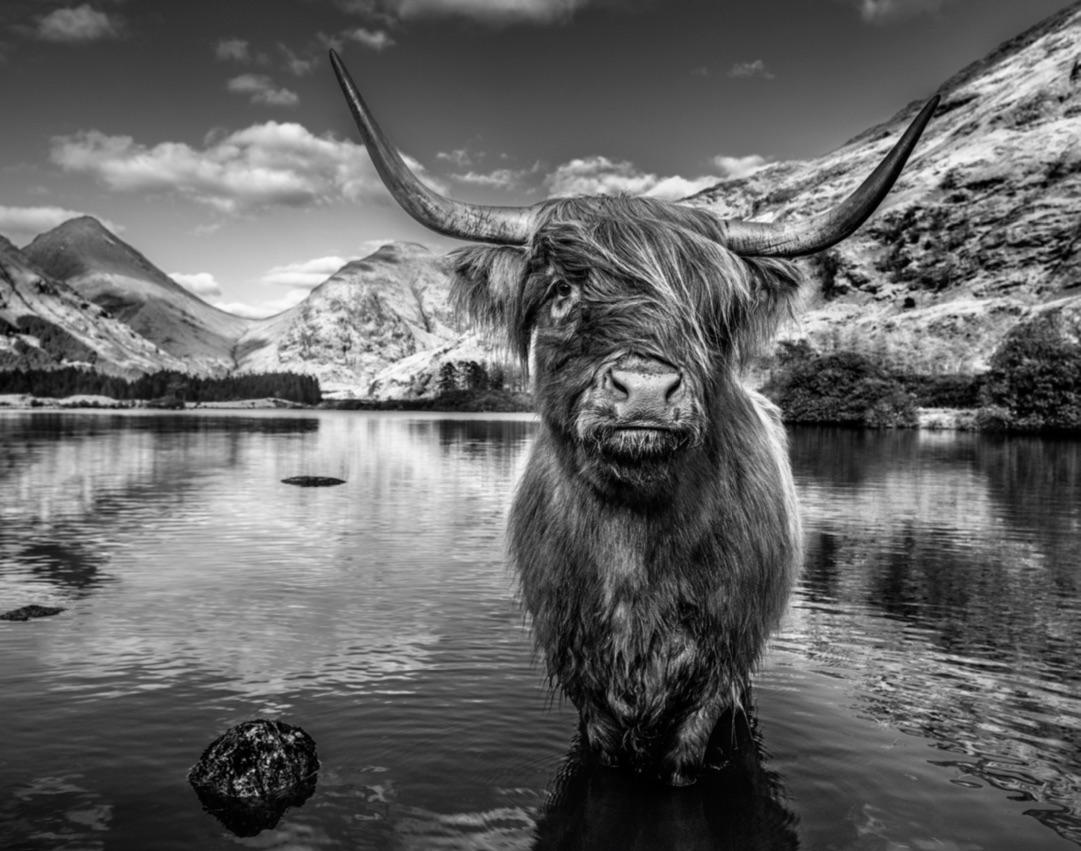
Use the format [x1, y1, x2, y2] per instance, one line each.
[0, 412, 1079, 849]
[786, 427, 1081, 846]
[534, 709, 797, 851]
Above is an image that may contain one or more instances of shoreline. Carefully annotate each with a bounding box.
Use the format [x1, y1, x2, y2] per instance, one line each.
[0, 392, 989, 429]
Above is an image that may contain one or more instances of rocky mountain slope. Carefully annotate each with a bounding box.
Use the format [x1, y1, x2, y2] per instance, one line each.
[687, 0, 1081, 374]
[0, 236, 188, 375]
[24, 217, 252, 376]
[234, 242, 473, 399]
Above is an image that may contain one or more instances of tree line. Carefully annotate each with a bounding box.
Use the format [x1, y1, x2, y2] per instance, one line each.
[762, 319, 1081, 433]
[0, 367, 322, 405]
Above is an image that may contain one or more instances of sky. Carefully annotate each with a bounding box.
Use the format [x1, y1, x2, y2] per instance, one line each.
[0, 0, 1072, 318]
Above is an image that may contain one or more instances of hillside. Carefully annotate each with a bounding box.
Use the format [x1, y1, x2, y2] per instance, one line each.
[23, 217, 252, 375]
[688, 0, 1081, 373]
[0, 236, 188, 376]
[235, 242, 470, 398]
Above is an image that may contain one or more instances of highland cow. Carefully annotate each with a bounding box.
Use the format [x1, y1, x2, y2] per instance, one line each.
[330, 50, 937, 785]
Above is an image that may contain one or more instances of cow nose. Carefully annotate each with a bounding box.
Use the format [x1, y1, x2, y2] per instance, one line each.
[607, 366, 684, 416]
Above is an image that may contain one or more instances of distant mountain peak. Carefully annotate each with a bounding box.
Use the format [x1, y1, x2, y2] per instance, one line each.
[23, 217, 251, 373]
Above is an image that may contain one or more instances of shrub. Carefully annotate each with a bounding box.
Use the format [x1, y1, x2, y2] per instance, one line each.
[901, 373, 985, 408]
[981, 322, 1081, 432]
[769, 350, 918, 428]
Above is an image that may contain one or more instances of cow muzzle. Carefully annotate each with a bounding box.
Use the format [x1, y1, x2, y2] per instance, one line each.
[602, 355, 685, 422]
[583, 355, 695, 462]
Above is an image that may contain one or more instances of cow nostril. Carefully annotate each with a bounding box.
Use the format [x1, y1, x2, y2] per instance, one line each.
[664, 373, 683, 403]
[607, 369, 630, 400]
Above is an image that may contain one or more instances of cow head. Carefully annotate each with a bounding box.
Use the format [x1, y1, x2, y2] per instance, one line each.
[329, 50, 937, 501]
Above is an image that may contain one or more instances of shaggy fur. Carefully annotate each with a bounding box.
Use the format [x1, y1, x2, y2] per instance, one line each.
[452, 195, 804, 785]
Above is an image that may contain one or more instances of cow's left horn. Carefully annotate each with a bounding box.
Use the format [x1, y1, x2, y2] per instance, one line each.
[330, 50, 537, 245]
[721, 95, 940, 257]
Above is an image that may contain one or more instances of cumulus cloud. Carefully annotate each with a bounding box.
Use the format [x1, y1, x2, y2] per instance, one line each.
[36, 4, 120, 42]
[170, 272, 223, 299]
[50, 121, 442, 214]
[215, 38, 250, 62]
[279, 44, 315, 76]
[227, 74, 300, 107]
[260, 256, 350, 289]
[318, 26, 396, 53]
[437, 148, 475, 168]
[849, 0, 950, 22]
[217, 289, 310, 319]
[452, 162, 540, 190]
[544, 156, 720, 201]
[711, 154, 768, 180]
[0, 205, 122, 245]
[727, 59, 774, 80]
[344, 27, 395, 50]
[392, 0, 586, 23]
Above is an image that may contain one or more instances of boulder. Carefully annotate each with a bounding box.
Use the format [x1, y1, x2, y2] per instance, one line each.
[188, 719, 319, 836]
[0, 605, 65, 621]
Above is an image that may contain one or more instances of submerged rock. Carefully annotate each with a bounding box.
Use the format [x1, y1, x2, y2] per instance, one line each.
[188, 719, 319, 836]
[0, 604, 65, 621]
[281, 476, 345, 487]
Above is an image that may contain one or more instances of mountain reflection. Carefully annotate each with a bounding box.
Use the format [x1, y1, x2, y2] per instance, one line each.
[787, 426, 1081, 844]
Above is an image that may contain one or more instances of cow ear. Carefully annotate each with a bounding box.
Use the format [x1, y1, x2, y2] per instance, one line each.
[732, 256, 804, 361]
[449, 244, 531, 358]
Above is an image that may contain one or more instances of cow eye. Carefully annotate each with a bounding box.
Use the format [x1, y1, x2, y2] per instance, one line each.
[550, 280, 578, 320]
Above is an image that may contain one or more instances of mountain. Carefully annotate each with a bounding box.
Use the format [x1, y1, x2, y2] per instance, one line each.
[688, 0, 1081, 374]
[235, 242, 465, 398]
[23, 217, 251, 375]
[0, 235, 189, 375]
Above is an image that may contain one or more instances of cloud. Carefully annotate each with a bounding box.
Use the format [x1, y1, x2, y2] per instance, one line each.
[215, 38, 250, 62]
[226, 74, 300, 107]
[170, 272, 223, 299]
[727, 59, 774, 80]
[452, 163, 540, 190]
[0, 205, 122, 245]
[35, 4, 120, 42]
[279, 44, 315, 76]
[331, 0, 588, 24]
[543, 156, 720, 201]
[391, 0, 587, 23]
[50, 121, 443, 214]
[437, 148, 476, 169]
[343, 27, 395, 51]
[848, 0, 949, 22]
[711, 154, 768, 179]
[318, 27, 396, 53]
[216, 289, 310, 319]
[260, 256, 350, 289]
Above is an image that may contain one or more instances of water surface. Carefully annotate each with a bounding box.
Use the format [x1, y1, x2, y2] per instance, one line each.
[1, 411, 1078, 849]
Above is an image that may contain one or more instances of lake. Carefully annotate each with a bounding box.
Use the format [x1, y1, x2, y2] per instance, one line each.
[1, 409, 1079, 850]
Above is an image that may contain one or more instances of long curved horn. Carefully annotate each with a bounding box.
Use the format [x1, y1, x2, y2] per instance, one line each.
[721, 95, 939, 257]
[330, 50, 537, 245]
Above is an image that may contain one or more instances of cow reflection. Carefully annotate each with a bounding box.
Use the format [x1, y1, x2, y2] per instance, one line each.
[533, 704, 798, 851]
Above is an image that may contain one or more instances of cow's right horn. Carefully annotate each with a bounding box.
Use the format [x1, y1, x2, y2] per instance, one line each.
[330, 50, 538, 246]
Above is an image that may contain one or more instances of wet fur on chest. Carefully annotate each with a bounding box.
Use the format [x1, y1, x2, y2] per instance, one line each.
[510, 396, 800, 769]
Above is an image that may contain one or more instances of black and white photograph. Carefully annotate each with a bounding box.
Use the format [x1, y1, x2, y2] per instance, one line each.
[1, 0, 1080, 848]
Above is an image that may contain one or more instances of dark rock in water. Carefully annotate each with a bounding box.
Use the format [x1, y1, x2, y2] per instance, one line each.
[281, 476, 346, 487]
[0, 604, 65, 621]
[188, 719, 319, 837]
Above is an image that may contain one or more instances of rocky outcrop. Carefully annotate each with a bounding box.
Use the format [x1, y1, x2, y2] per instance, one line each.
[235, 242, 461, 399]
